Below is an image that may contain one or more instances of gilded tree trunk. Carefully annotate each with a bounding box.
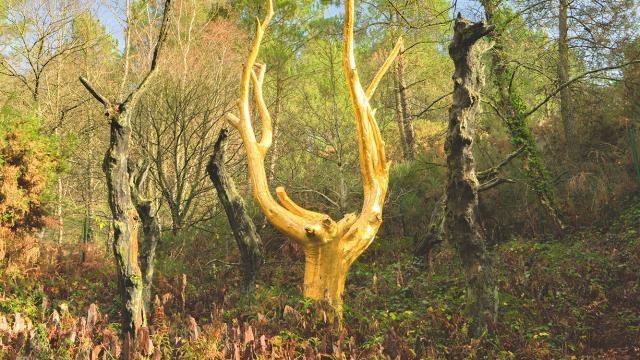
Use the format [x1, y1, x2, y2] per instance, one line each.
[302, 241, 348, 313]
[446, 15, 496, 337]
[103, 113, 145, 336]
[207, 129, 263, 301]
[226, 0, 397, 318]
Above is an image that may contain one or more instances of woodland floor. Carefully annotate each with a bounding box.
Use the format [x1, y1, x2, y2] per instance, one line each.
[1, 201, 640, 359]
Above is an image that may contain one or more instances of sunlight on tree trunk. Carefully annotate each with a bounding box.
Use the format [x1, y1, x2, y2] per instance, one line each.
[225, 0, 401, 316]
[446, 14, 497, 337]
[128, 160, 161, 318]
[78, 0, 173, 339]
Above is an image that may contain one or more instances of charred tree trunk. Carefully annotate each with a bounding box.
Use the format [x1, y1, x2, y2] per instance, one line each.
[445, 14, 496, 337]
[103, 111, 146, 335]
[129, 160, 161, 317]
[79, 0, 171, 339]
[207, 129, 263, 302]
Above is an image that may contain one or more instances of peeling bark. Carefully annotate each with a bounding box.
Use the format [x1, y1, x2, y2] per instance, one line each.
[128, 160, 161, 318]
[445, 14, 496, 337]
[103, 112, 145, 335]
[207, 129, 263, 302]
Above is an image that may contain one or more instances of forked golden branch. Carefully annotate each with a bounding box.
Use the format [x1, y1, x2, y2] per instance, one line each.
[226, 0, 402, 312]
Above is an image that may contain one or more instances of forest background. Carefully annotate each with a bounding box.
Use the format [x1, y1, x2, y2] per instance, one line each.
[1, 0, 640, 358]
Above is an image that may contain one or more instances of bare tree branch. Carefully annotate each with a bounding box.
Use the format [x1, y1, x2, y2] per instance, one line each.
[523, 59, 640, 119]
[79, 76, 108, 106]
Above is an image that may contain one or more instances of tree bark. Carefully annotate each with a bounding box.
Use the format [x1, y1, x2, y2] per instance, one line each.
[82, 117, 96, 263]
[558, 0, 573, 150]
[207, 129, 263, 302]
[446, 14, 496, 337]
[103, 112, 146, 335]
[54, 127, 64, 263]
[56, 176, 64, 261]
[79, 0, 171, 339]
[391, 10, 416, 161]
[393, 66, 411, 160]
[129, 160, 161, 317]
[396, 44, 416, 160]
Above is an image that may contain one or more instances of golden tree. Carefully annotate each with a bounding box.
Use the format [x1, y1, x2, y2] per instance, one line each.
[226, 0, 401, 312]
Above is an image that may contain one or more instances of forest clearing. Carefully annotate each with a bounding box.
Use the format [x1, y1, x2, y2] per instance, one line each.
[1, 0, 639, 358]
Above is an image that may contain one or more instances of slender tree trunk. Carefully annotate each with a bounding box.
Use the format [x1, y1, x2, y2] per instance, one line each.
[170, 208, 182, 235]
[558, 0, 573, 151]
[82, 118, 95, 263]
[396, 43, 416, 160]
[87, 119, 95, 244]
[207, 129, 263, 302]
[103, 112, 145, 336]
[393, 68, 411, 160]
[56, 177, 64, 260]
[446, 15, 496, 337]
[390, 9, 416, 161]
[480, 0, 564, 232]
[54, 127, 64, 263]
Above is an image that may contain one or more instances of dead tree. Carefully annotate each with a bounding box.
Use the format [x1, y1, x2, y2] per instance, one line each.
[445, 14, 496, 337]
[225, 0, 401, 314]
[78, 0, 172, 337]
[128, 160, 161, 318]
[207, 129, 263, 302]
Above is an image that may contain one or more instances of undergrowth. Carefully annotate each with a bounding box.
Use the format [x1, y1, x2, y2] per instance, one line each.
[1, 203, 639, 359]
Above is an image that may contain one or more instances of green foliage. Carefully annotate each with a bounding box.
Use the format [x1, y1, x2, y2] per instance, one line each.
[387, 155, 445, 236]
[0, 104, 60, 258]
